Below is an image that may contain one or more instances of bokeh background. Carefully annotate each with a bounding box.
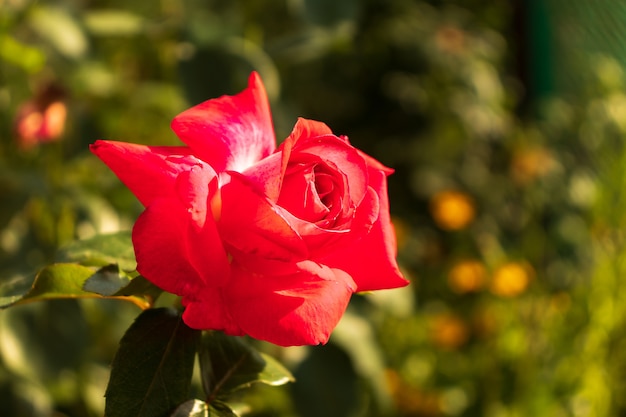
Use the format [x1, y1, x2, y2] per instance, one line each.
[2, 0, 626, 416]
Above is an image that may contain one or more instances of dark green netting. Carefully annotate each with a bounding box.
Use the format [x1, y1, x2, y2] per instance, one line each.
[532, 0, 626, 97]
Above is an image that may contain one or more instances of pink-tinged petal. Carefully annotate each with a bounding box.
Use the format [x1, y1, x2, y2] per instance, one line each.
[181, 289, 243, 336]
[218, 172, 308, 261]
[319, 170, 409, 291]
[241, 151, 284, 202]
[226, 260, 356, 346]
[90, 140, 200, 207]
[171, 72, 275, 173]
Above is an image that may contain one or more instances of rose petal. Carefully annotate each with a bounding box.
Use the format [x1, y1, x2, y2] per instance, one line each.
[90, 140, 200, 207]
[133, 199, 202, 295]
[171, 72, 275, 173]
[358, 150, 395, 176]
[276, 185, 379, 255]
[242, 118, 335, 202]
[281, 118, 333, 148]
[219, 172, 308, 261]
[241, 151, 284, 201]
[319, 169, 409, 291]
[226, 260, 356, 346]
[132, 183, 230, 296]
[278, 163, 330, 223]
[175, 165, 230, 284]
[282, 119, 368, 209]
[296, 140, 368, 208]
[181, 288, 243, 336]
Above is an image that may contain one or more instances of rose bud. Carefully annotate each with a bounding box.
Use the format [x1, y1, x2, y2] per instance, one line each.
[14, 84, 67, 149]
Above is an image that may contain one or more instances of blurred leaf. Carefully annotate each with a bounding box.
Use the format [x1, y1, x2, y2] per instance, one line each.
[170, 399, 242, 417]
[199, 332, 294, 402]
[84, 10, 145, 36]
[75, 60, 117, 96]
[0, 263, 152, 310]
[170, 399, 209, 417]
[29, 5, 88, 59]
[0, 263, 96, 308]
[0, 378, 53, 416]
[0, 34, 45, 72]
[209, 400, 240, 417]
[292, 343, 360, 417]
[331, 312, 394, 412]
[256, 353, 295, 387]
[0, 300, 89, 383]
[83, 264, 131, 296]
[169, 399, 248, 417]
[177, 44, 256, 105]
[56, 231, 136, 270]
[301, 0, 359, 26]
[105, 308, 200, 417]
[114, 275, 164, 302]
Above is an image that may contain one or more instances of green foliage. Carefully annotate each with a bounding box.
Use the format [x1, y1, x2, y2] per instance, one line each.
[1, 263, 97, 307]
[83, 264, 132, 296]
[292, 344, 360, 417]
[104, 310, 293, 417]
[105, 308, 200, 417]
[3, 0, 626, 416]
[199, 332, 294, 403]
[56, 231, 136, 270]
[170, 400, 210, 417]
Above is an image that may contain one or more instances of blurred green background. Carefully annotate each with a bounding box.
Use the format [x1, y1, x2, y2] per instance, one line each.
[2, 0, 626, 416]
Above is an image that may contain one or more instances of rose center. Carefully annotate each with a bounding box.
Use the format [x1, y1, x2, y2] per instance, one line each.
[278, 161, 343, 225]
[313, 171, 335, 208]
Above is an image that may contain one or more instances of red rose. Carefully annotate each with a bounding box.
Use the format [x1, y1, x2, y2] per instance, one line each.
[90, 72, 408, 346]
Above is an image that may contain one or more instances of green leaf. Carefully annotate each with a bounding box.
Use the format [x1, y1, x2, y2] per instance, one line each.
[199, 332, 294, 403]
[105, 308, 200, 417]
[56, 231, 136, 270]
[0, 263, 95, 308]
[209, 400, 241, 417]
[170, 400, 209, 417]
[83, 264, 131, 296]
[114, 275, 164, 301]
[256, 353, 296, 387]
[0, 263, 153, 310]
[28, 5, 88, 58]
[0, 300, 89, 383]
[83, 265, 163, 305]
[0, 34, 46, 73]
[169, 399, 241, 417]
[83, 10, 145, 36]
[292, 343, 360, 417]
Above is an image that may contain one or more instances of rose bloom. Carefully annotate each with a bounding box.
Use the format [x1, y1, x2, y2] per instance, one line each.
[91, 72, 408, 346]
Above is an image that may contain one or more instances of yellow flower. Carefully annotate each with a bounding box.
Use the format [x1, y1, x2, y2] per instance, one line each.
[510, 146, 557, 185]
[429, 191, 475, 230]
[447, 260, 486, 293]
[386, 370, 442, 415]
[428, 313, 469, 350]
[490, 262, 533, 297]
